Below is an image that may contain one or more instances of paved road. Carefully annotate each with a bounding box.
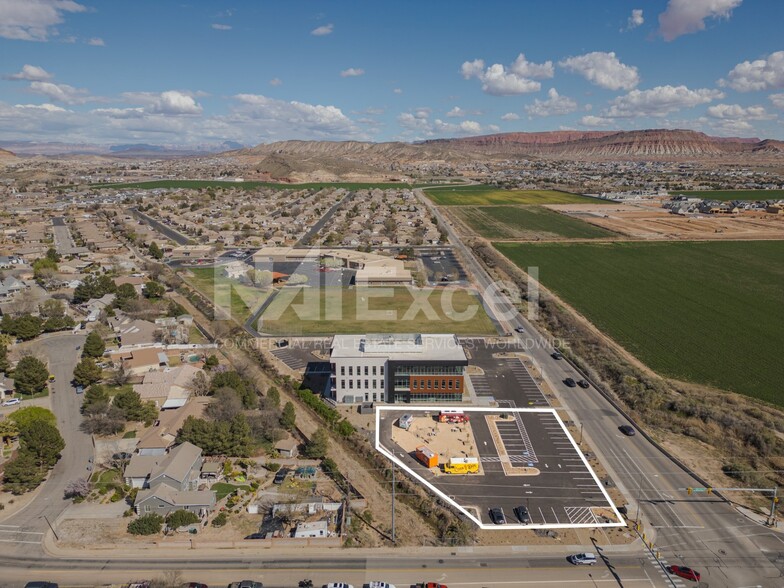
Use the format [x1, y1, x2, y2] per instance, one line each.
[295, 189, 353, 247]
[414, 189, 784, 587]
[130, 207, 192, 246]
[51, 217, 86, 256]
[0, 333, 89, 542]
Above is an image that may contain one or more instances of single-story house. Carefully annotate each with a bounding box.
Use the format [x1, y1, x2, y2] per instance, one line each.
[274, 437, 298, 458]
[293, 520, 329, 538]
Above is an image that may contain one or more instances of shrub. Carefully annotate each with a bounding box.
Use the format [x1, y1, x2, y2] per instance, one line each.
[127, 513, 164, 535]
[166, 509, 199, 529]
[211, 512, 228, 527]
[266, 462, 281, 473]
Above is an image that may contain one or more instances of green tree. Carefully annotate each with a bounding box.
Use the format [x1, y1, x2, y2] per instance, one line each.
[32, 256, 58, 280]
[13, 356, 49, 395]
[42, 315, 75, 332]
[2, 452, 45, 494]
[82, 332, 106, 358]
[113, 388, 146, 421]
[0, 418, 19, 446]
[127, 513, 164, 535]
[280, 402, 296, 430]
[8, 406, 56, 429]
[144, 280, 165, 299]
[266, 386, 280, 408]
[204, 355, 219, 370]
[166, 509, 199, 529]
[82, 384, 109, 412]
[72, 357, 102, 387]
[304, 427, 329, 459]
[0, 343, 9, 373]
[45, 247, 61, 263]
[148, 241, 164, 260]
[39, 298, 66, 319]
[20, 420, 65, 470]
[13, 314, 44, 340]
[210, 370, 255, 408]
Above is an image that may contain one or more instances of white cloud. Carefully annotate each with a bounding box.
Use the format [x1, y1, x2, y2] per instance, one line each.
[446, 106, 466, 118]
[770, 93, 784, 109]
[721, 51, 784, 92]
[122, 90, 203, 115]
[211, 24, 232, 31]
[29, 80, 90, 104]
[91, 107, 145, 119]
[624, 9, 644, 31]
[398, 109, 490, 138]
[580, 115, 614, 127]
[606, 85, 724, 117]
[706, 103, 773, 120]
[15, 102, 68, 112]
[501, 112, 520, 121]
[461, 53, 553, 96]
[340, 68, 365, 78]
[5, 64, 53, 81]
[393, 88, 402, 94]
[0, 0, 86, 41]
[87, 37, 104, 46]
[658, 0, 742, 42]
[311, 23, 334, 36]
[525, 88, 578, 117]
[269, 78, 282, 87]
[559, 52, 639, 91]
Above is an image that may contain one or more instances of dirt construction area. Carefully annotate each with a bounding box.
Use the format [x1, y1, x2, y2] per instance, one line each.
[391, 413, 482, 475]
[548, 203, 784, 240]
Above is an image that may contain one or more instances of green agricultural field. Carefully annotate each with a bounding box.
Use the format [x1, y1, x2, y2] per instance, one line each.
[89, 179, 426, 191]
[452, 205, 615, 240]
[674, 189, 784, 201]
[186, 267, 271, 323]
[424, 185, 603, 205]
[494, 240, 784, 406]
[259, 286, 496, 335]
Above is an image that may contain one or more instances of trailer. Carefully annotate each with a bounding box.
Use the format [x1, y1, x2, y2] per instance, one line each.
[438, 409, 468, 424]
[443, 456, 479, 474]
[415, 445, 438, 468]
[398, 413, 414, 430]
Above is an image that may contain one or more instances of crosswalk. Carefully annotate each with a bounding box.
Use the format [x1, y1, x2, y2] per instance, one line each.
[0, 524, 44, 545]
[564, 506, 599, 525]
[644, 551, 687, 587]
[469, 372, 493, 397]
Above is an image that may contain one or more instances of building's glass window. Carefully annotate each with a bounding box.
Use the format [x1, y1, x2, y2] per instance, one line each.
[442, 379, 447, 389]
[340, 379, 345, 389]
[365, 379, 369, 389]
[364, 366, 369, 376]
[349, 380, 353, 389]
[380, 365, 384, 376]
[372, 393, 377, 401]
[348, 366, 353, 376]
[365, 393, 369, 401]
[372, 366, 377, 376]
[456, 379, 461, 390]
[427, 380, 432, 389]
[372, 379, 377, 389]
[340, 366, 345, 376]
[448, 380, 453, 389]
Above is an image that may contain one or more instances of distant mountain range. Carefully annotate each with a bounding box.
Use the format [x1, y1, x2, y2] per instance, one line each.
[0, 140, 246, 157]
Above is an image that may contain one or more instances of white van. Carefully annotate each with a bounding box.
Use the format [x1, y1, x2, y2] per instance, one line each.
[398, 414, 414, 430]
[568, 553, 597, 565]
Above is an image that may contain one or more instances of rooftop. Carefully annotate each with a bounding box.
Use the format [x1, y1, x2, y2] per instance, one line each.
[331, 333, 467, 362]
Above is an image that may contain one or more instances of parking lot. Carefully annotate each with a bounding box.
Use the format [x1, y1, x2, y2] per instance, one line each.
[377, 407, 621, 529]
[419, 247, 468, 285]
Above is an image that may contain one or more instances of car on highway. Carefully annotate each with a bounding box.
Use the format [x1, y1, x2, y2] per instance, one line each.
[666, 565, 701, 582]
[577, 379, 590, 388]
[514, 326, 525, 333]
[513, 505, 531, 524]
[551, 351, 563, 360]
[619, 425, 636, 436]
[2, 397, 20, 406]
[568, 553, 597, 565]
[564, 377, 576, 387]
[489, 507, 507, 524]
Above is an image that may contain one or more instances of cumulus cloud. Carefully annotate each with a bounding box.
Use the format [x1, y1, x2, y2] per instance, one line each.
[211, 24, 232, 31]
[770, 93, 784, 109]
[606, 85, 724, 117]
[122, 90, 203, 115]
[311, 23, 334, 36]
[446, 106, 466, 118]
[706, 103, 773, 120]
[269, 78, 282, 86]
[29, 80, 91, 104]
[461, 53, 553, 96]
[393, 88, 402, 94]
[525, 88, 578, 117]
[0, 0, 87, 41]
[721, 51, 784, 92]
[559, 52, 639, 91]
[340, 68, 365, 77]
[87, 37, 104, 46]
[5, 64, 53, 81]
[397, 109, 489, 137]
[501, 112, 520, 121]
[91, 107, 145, 119]
[580, 115, 614, 127]
[658, 0, 742, 42]
[15, 102, 69, 112]
[624, 9, 644, 31]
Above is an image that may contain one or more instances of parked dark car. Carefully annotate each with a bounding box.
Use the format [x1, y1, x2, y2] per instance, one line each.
[564, 378, 576, 387]
[513, 505, 531, 524]
[244, 533, 265, 540]
[551, 351, 563, 360]
[24, 584, 59, 588]
[181, 583, 209, 588]
[273, 467, 291, 484]
[667, 566, 701, 582]
[514, 327, 525, 333]
[618, 425, 636, 436]
[489, 507, 507, 525]
[577, 379, 590, 389]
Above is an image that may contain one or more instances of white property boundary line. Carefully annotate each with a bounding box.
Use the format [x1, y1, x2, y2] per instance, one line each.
[375, 405, 625, 530]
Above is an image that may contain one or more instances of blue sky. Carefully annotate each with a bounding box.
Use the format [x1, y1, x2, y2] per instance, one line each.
[1, 0, 783, 148]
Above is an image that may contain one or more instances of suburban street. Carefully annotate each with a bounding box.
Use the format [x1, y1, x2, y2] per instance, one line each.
[0, 333, 89, 544]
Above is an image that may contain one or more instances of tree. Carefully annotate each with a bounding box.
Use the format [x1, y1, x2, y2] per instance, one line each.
[0, 418, 19, 446]
[46, 247, 61, 263]
[166, 509, 199, 529]
[64, 478, 91, 499]
[210, 370, 256, 408]
[266, 386, 280, 408]
[187, 370, 210, 397]
[39, 298, 66, 319]
[148, 241, 164, 260]
[0, 343, 9, 373]
[73, 357, 102, 387]
[144, 280, 165, 299]
[205, 388, 243, 422]
[280, 402, 296, 430]
[8, 406, 56, 429]
[2, 452, 45, 494]
[13, 356, 49, 395]
[13, 314, 44, 340]
[304, 427, 329, 459]
[113, 387, 155, 422]
[204, 355, 219, 370]
[127, 513, 164, 535]
[82, 384, 109, 412]
[114, 282, 139, 310]
[80, 406, 125, 436]
[82, 332, 106, 358]
[20, 419, 65, 469]
[32, 257, 58, 281]
[42, 315, 75, 332]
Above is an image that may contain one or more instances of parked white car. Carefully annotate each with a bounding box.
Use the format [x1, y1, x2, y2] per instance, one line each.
[2, 397, 20, 406]
[326, 584, 354, 588]
[367, 583, 396, 588]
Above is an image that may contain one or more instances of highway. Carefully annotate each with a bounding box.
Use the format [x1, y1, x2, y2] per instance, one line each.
[415, 189, 784, 587]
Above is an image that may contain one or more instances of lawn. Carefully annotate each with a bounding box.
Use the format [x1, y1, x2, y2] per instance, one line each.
[259, 286, 497, 335]
[675, 189, 784, 201]
[89, 180, 428, 191]
[494, 240, 784, 406]
[424, 185, 603, 206]
[212, 482, 251, 500]
[186, 267, 271, 323]
[452, 205, 616, 240]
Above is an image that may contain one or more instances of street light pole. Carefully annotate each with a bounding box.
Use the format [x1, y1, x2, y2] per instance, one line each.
[391, 464, 396, 543]
[578, 422, 584, 445]
[635, 471, 643, 523]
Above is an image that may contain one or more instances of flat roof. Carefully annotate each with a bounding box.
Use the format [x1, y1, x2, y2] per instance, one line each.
[331, 333, 467, 362]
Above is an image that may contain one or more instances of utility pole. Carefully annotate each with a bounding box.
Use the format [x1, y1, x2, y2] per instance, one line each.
[578, 422, 584, 445]
[391, 464, 396, 543]
[635, 471, 643, 524]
